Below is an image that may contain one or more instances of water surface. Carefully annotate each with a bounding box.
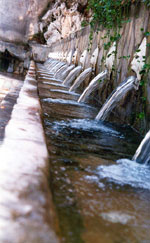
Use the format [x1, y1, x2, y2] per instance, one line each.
[40, 94, 150, 243]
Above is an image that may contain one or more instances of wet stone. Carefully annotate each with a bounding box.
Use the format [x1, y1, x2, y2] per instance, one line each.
[38, 83, 68, 91]
[39, 88, 80, 101]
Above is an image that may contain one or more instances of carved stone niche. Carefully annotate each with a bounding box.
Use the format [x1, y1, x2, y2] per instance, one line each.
[131, 37, 147, 81]
[80, 50, 88, 69]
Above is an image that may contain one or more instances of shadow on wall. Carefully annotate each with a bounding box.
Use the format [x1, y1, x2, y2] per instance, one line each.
[0, 50, 24, 74]
[0, 50, 11, 72]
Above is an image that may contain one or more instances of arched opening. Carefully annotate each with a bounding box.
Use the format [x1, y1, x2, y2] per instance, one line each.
[0, 50, 24, 74]
[0, 50, 11, 72]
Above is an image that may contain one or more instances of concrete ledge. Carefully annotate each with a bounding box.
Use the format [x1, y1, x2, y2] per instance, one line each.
[0, 61, 59, 243]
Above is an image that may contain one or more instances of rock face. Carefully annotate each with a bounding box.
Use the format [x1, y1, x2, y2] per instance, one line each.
[0, 0, 87, 62]
[40, 1, 86, 46]
[0, 0, 87, 45]
[0, 0, 50, 43]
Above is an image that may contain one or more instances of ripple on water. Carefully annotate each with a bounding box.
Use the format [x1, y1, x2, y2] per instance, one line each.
[43, 104, 150, 241]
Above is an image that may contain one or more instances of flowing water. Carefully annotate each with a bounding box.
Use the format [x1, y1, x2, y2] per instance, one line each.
[96, 76, 138, 121]
[133, 130, 150, 165]
[78, 70, 107, 103]
[69, 67, 92, 92]
[40, 89, 150, 243]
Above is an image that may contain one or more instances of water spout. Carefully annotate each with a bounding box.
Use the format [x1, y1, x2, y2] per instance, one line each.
[69, 67, 92, 92]
[51, 62, 66, 73]
[133, 130, 150, 164]
[95, 76, 138, 121]
[63, 66, 82, 86]
[54, 64, 68, 79]
[78, 70, 107, 103]
[61, 64, 75, 80]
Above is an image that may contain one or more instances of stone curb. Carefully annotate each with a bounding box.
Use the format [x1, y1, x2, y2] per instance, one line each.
[0, 61, 59, 243]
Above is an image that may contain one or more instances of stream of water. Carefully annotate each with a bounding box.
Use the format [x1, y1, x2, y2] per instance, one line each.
[40, 94, 150, 243]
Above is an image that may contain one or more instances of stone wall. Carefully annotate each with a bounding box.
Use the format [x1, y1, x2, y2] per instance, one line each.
[49, 3, 150, 132]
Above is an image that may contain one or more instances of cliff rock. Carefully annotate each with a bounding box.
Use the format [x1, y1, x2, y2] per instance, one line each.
[0, 0, 50, 43]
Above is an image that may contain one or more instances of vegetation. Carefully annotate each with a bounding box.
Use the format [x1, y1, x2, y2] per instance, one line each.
[88, 0, 131, 30]
[87, 0, 149, 31]
[84, 0, 150, 51]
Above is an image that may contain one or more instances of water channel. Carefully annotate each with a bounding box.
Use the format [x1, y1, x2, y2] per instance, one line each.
[40, 94, 150, 243]
[0, 65, 150, 242]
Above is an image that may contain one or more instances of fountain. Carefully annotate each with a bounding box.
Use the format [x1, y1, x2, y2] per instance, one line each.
[61, 64, 75, 80]
[68, 47, 100, 93]
[39, 48, 97, 89]
[63, 66, 82, 86]
[34, 39, 150, 243]
[54, 64, 68, 79]
[95, 38, 147, 121]
[69, 49, 92, 92]
[133, 130, 150, 164]
[78, 43, 116, 103]
[78, 70, 108, 103]
[69, 67, 92, 92]
[95, 76, 138, 120]
[51, 62, 66, 74]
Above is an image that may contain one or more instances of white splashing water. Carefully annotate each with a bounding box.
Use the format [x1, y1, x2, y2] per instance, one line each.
[51, 119, 121, 137]
[42, 98, 95, 108]
[96, 159, 150, 190]
[133, 130, 150, 165]
[47, 82, 66, 87]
